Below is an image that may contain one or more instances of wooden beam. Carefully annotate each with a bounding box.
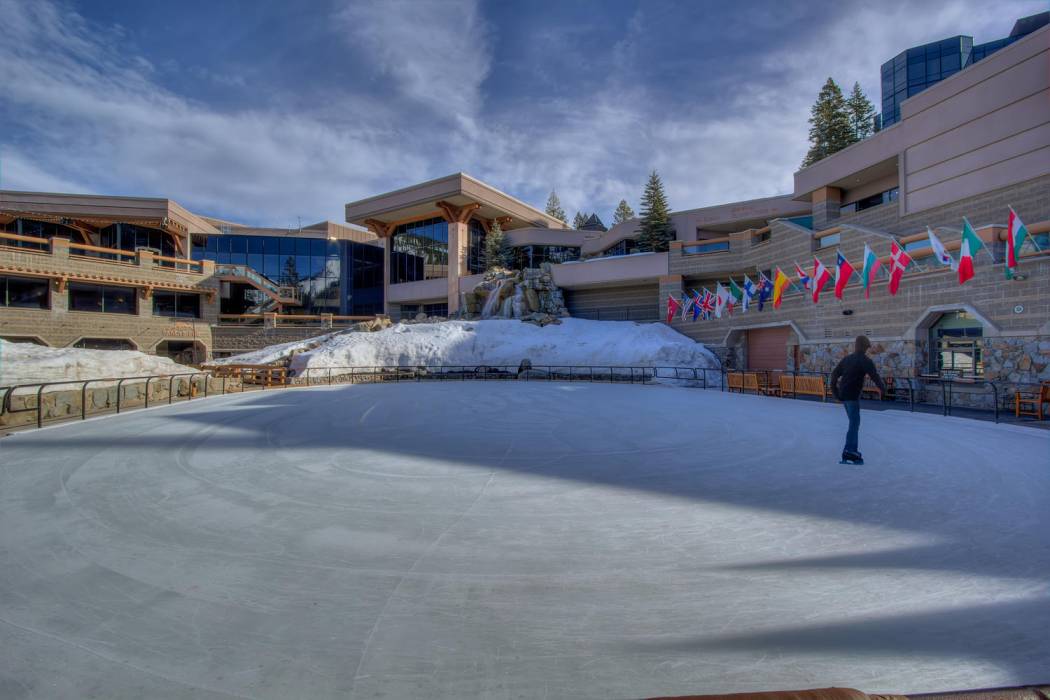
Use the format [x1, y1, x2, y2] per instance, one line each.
[435, 200, 481, 224]
[363, 218, 396, 238]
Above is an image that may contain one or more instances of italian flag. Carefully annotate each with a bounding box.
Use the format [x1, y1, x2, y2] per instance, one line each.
[861, 243, 881, 299]
[958, 217, 984, 284]
[1006, 207, 1028, 278]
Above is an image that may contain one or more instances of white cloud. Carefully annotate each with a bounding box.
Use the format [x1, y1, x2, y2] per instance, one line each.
[0, 0, 1044, 227]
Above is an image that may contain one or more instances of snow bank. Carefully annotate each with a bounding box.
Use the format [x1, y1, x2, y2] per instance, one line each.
[0, 339, 190, 387]
[215, 319, 718, 374]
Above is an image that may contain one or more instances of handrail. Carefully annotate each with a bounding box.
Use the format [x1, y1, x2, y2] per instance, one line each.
[0, 231, 51, 245]
[69, 242, 136, 259]
[151, 254, 202, 270]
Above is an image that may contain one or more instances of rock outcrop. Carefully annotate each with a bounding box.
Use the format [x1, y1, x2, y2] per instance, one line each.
[461, 264, 570, 322]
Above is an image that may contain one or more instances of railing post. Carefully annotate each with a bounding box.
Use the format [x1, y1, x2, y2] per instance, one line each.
[328, 368, 332, 386]
[36, 385, 45, 428]
[145, 377, 152, 409]
[116, 378, 125, 414]
[169, 375, 175, 404]
[82, 381, 89, 420]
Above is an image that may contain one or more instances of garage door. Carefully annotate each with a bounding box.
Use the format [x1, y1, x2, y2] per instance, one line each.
[747, 326, 791, 370]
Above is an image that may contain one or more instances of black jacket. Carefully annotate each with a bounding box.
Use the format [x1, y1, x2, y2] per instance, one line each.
[830, 352, 886, 401]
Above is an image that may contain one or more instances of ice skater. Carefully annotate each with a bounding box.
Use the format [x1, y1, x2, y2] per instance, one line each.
[829, 335, 886, 465]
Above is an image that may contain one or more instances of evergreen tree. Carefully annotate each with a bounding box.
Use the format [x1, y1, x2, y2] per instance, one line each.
[483, 220, 513, 271]
[545, 191, 567, 225]
[572, 211, 587, 229]
[636, 170, 674, 252]
[612, 199, 635, 225]
[845, 81, 875, 142]
[801, 77, 854, 168]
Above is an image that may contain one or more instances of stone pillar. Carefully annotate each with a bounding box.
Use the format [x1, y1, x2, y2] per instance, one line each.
[447, 221, 468, 315]
[811, 186, 843, 231]
[50, 237, 70, 260]
[658, 274, 684, 326]
[49, 239, 70, 313]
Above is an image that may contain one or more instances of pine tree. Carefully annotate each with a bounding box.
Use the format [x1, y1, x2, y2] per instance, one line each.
[636, 170, 675, 252]
[612, 199, 635, 225]
[545, 191, 567, 225]
[845, 81, 875, 142]
[572, 211, 587, 229]
[483, 220, 513, 271]
[801, 77, 854, 168]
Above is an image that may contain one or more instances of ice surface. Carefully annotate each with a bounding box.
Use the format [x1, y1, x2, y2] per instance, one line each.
[0, 338, 189, 386]
[210, 318, 719, 374]
[0, 382, 1047, 699]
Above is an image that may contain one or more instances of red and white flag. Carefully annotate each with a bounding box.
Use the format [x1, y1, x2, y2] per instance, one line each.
[666, 294, 681, 324]
[811, 257, 831, 303]
[888, 241, 912, 295]
[834, 251, 855, 300]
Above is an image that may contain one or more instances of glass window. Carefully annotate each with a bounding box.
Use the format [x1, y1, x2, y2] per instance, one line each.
[264, 254, 280, 279]
[230, 237, 247, 254]
[153, 291, 177, 317]
[390, 217, 449, 282]
[817, 232, 840, 249]
[248, 237, 265, 254]
[176, 293, 201, 318]
[310, 238, 326, 256]
[103, 285, 137, 314]
[69, 283, 103, 312]
[942, 52, 961, 71]
[279, 237, 295, 256]
[2, 276, 50, 309]
[248, 253, 264, 273]
[929, 311, 983, 376]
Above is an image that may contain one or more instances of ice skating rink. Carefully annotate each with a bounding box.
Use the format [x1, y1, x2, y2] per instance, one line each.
[1, 382, 1048, 699]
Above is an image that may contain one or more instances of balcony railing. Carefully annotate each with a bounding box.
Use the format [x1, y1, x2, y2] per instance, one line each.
[681, 238, 730, 255]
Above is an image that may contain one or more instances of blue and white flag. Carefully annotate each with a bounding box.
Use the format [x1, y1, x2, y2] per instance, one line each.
[742, 275, 756, 312]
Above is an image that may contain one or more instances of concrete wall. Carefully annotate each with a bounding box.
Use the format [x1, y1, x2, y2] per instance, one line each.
[552, 252, 668, 289]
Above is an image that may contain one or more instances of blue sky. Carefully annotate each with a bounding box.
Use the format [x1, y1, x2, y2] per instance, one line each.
[0, 0, 1044, 226]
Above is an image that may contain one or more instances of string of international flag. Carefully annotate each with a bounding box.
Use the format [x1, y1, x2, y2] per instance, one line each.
[667, 207, 1037, 324]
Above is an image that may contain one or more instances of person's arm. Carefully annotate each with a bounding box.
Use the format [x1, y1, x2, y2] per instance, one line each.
[829, 360, 843, 401]
[866, 357, 887, 394]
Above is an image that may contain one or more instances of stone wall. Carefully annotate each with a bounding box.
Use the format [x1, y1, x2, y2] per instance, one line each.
[1, 374, 239, 430]
[211, 326, 336, 355]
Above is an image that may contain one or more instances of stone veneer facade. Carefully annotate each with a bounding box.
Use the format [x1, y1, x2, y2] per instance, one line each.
[661, 174, 1050, 407]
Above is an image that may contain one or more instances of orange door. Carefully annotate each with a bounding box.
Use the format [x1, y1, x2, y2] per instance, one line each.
[747, 327, 790, 370]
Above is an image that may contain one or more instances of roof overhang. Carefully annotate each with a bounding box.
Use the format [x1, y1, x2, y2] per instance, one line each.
[0, 190, 221, 235]
[345, 172, 565, 236]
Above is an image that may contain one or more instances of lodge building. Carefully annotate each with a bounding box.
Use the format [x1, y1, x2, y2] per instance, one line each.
[1, 20, 1048, 389]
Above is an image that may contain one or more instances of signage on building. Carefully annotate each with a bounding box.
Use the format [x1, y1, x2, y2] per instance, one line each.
[164, 322, 196, 338]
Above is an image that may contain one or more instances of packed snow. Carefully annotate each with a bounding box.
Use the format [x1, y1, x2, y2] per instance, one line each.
[1, 382, 1047, 698]
[212, 318, 719, 374]
[0, 338, 189, 386]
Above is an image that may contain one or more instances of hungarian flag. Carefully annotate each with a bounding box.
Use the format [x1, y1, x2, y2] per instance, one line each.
[811, 257, 831, 303]
[834, 251, 855, 299]
[927, 226, 956, 270]
[958, 217, 984, 284]
[793, 262, 811, 290]
[1006, 207, 1029, 278]
[888, 241, 912, 295]
[728, 278, 743, 314]
[861, 243, 882, 299]
[666, 294, 681, 324]
[772, 268, 790, 309]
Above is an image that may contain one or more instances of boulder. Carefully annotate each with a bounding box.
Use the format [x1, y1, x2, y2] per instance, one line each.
[525, 288, 540, 312]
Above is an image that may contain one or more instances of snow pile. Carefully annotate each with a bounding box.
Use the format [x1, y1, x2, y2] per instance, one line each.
[0, 339, 189, 387]
[215, 319, 718, 374]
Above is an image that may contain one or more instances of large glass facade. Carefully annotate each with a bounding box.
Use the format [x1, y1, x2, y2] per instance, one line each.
[467, 219, 487, 274]
[0, 218, 78, 250]
[99, 223, 178, 259]
[602, 239, 642, 257]
[840, 187, 899, 215]
[513, 245, 580, 268]
[192, 234, 383, 315]
[881, 36, 970, 127]
[390, 217, 448, 283]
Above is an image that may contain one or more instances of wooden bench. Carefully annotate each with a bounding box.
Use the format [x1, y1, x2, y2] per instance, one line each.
[742, 372, 762, 394]
[1015, 381, 1050, 420]
[726, 372, 744, 392]
[861, 377, 883, 400]
[780, 374, 828, 401]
